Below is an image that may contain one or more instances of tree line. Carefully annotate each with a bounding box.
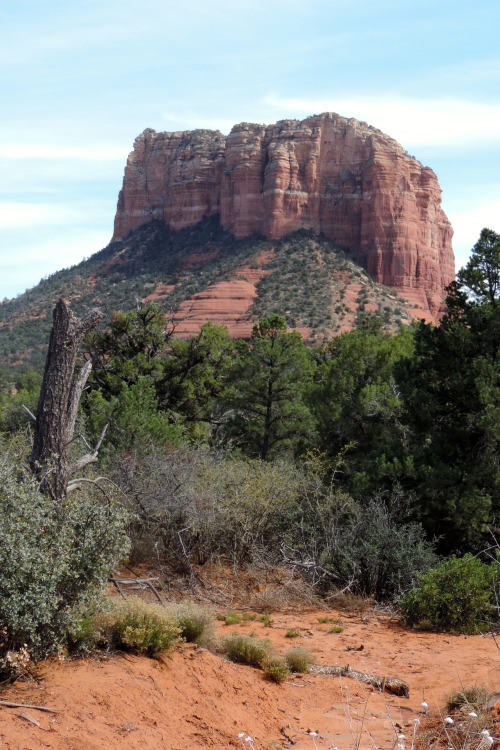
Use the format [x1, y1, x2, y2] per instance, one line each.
[1, 228, 499, 560]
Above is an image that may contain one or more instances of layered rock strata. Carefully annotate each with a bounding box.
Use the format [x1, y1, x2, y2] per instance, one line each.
[113, 113, 454, 319]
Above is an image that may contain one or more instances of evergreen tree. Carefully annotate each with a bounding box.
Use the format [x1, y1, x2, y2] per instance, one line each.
[457, 228, 500, 307]
[398, 229, 500, 551]
[224, 315, 315, 459]
[310, 319, 414, 490]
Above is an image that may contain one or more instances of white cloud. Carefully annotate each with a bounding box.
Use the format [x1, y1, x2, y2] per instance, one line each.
[0, 229, 112, 299]
[0, 202, 79, 229]
[162, 111, 237, 134]
[447, 197, 500, 269]
[260, 95, 500, 149]
[0, 144, 127, 160]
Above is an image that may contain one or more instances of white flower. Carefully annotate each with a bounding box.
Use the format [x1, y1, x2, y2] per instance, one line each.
[444, 717, 454, 725]
[308, 731, 319, 737]
[421, 701, 428, 711]
[238, 733, 245, 739]
[398, 734, 406, 740]
[413, 718, 421, 727]
[468, 712, 478, 718]
[481, 730, 491, 737]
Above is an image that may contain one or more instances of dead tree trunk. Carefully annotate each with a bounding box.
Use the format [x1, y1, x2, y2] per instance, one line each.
[29, 299, 104, 501]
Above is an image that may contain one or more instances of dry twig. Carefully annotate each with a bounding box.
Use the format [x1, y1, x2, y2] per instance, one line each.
[0, 700, 60, 713]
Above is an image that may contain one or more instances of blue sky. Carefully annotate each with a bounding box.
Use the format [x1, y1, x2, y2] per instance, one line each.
[1, 0, 499, 299]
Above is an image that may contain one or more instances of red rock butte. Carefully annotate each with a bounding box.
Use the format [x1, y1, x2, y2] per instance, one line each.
[113, 112, 455, 321]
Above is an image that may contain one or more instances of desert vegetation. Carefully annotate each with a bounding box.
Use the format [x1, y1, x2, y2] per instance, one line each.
[0, 229, 499, 701]
[0, 220, 412, 367]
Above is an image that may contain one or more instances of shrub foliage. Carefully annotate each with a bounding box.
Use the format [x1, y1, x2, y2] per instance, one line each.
[97, 598, 180, 657]
[400, 554, 495, 633]
[0, 440, 129, 670]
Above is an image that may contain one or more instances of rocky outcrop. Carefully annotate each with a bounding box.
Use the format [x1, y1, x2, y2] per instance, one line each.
[113, 113, 454, 319]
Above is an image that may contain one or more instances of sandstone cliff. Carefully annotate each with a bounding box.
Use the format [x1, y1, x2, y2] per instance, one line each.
[113, 113, 454, 319]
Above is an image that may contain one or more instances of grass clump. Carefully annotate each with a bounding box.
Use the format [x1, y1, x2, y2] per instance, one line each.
[98, 598, 180, 657]
[220, 633, 272, 667]
[285, 647, 315, 673]
[285, 629, 300, 638]
[259, 614, 273, 628]
[261, 655, 290, 683]
[218, 612, 242, 626]
[418, 685, 494, 750]
[446, 686, 490, 714]
[328, 625, 344, 634]
[241, 612, 258, 622]
[166, 602, 215, 646]
[400, 555, 495, 634]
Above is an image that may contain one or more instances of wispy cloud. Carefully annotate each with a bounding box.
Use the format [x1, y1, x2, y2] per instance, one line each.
[447, 196, 500, 267]
[0, 202, 80, 229]
[0, 144, 127, 160]
[440, 57, 500, 83]
[0, 229, 112, 299]
[162, 112, 237, 134]
[261, 95, 500, 148]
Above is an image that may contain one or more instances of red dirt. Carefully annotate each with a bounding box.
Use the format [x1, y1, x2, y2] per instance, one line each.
[172, 251, 276, 338]
[144, 282, 176, 302]
[1, 609, 499, 750]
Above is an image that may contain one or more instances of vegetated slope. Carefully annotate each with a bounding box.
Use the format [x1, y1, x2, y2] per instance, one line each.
[0, 217, 415, 368]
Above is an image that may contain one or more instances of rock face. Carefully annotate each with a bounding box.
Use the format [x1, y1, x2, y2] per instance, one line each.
[113, 113, 454, 319]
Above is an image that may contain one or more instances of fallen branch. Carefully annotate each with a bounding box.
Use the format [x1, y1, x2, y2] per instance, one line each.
[17, 711, 44, 729]
[111, 578, 127, 601]
[109, 577, 164, 605]
[310, 664, 409, 698]
[0, 700, 60, 713]
[109, 577, 160, 584]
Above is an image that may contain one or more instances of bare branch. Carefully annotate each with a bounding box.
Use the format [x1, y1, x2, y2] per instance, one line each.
[68, 423, 109, 476]
[21, 404, 36, 422]
[65, 360, 92, 447]
[66, 475, 123, 500]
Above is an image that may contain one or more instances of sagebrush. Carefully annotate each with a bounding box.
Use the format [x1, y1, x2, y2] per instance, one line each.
[0, 439, 129, 676]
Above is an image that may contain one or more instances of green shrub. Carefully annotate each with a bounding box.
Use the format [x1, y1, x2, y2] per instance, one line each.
[261, 655, 290, 683]
[220, 612, 242, 626]
[285, 629, 300, 638]
[258, 614, 273, 628]
[98, 598, 180, 656]
[241, 612, 258, 622]
[400, 555, 495, 633]
[220, 633, 272, 667]
[166, 602, 215, 646]
[0, 441, 129, 675]
[285, 647, 315, 673]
